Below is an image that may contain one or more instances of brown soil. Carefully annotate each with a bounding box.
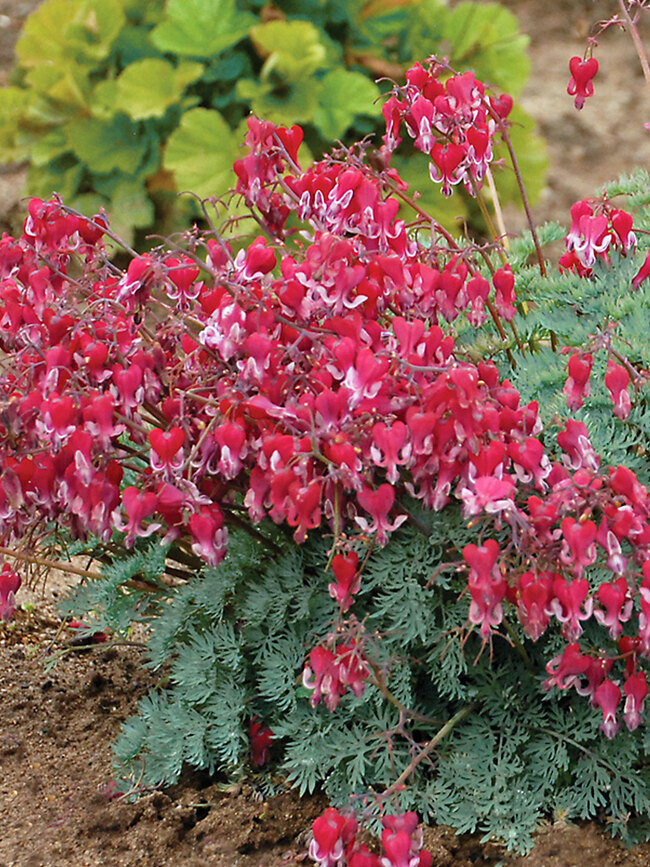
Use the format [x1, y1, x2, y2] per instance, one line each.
[3, 2, 650, 865]
[3, 602, 650, 866]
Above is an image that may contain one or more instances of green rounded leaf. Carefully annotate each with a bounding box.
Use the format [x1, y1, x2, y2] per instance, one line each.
[0, 88, 25, 162]
[150, 0, 254, 58]
[17, 0, 126, 67]
[114, 58, 204, 121]
[252, 20, 329, 81]
[443, 2, 530, 96]
[312, 68, 381, 140]
[64, 115, 151, 175]
[236, 79, 321, 126]
[164, 108, 238, 199]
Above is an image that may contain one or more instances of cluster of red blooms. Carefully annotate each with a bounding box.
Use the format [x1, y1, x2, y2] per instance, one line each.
[381, 59, 512, 197]
[559, 195, 650, 293]
[310, 808, 432, 867]
[559, 197, 639, 277]
[2, 53, 650, 852]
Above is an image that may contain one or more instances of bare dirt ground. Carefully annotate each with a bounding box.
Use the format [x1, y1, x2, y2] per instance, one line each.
[3, 1, 650, 866]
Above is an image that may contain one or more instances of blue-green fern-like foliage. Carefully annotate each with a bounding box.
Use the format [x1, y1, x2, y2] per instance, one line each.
[64, 511, 650, 853]
[62, 170, 650, 853]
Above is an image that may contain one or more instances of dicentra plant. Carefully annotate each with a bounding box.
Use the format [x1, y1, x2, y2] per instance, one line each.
[1, 5, 650, 860]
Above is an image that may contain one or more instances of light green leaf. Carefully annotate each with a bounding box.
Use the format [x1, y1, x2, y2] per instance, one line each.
[163, 108, 238, 199]
[150, 0, 254, 58]
[91, 80, 120, 119]
[443, 2, 530, 96]
[64, 115, 150, 174]
[28, 158, 83, 201]
[30, 129, 70, 167]
[236, 79, 321, 125]
[105, 178, 155, 244]
[0, 87, 25, 162]
[17, 0, 125, 67]
[114, 59, 204, 121]
[312, 68, 381, 140]
[251, 20, 328, 81]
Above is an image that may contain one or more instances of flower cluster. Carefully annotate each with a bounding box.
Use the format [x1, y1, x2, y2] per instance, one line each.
[559, 197, 637, 276]
[309, 808, 432, 867]
[382, 59, 512, 197]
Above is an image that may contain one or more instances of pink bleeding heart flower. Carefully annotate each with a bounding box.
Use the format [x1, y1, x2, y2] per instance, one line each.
[492, 266, 516, 321]
[356, 484, 407, 545]
[593, 678, 621, 738]
[149, 427, 185, 473]
[511, 571, 553, 641]
[188, 504, 227, 567]
[623, 671, 648, 732]
[567, 55, 598, 110]
[113, 486, 161, 547]
[328, 551, 361, 612]
[463, 539, 506, 638]
[0, 563, 21, 621]
[249, 716, 274, 767]
[563, 353, 593, 412]
[559, 517, 597, 578]
[309, 808, 357, 867]
[604, 360, 631, 420]
[594, 577, 633, 639]
[547, 574, 593, 641]
[544, 642, 592, 691]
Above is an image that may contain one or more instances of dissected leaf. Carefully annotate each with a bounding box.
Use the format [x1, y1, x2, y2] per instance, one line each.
[163, 108, 239, 199]
[150, 0, 254, 58]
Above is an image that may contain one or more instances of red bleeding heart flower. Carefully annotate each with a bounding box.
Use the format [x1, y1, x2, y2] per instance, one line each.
[593, 678, 621, 738]
[567, 55, 599, 110]
[0, 563, 21, 621]
[604, 360, 631, 420]
[149, 427, 185, 474]
[328, 551, 361, 612]
[563, 353, 593, 412]
[249, 716, 274, 767]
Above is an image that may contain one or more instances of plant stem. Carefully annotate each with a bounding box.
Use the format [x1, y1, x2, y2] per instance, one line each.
[500, 614, 535, 674]
[490, 121, 546, 276]
[618, 0, 650, 99]
[0, 546, 101, 579]
[382, 702, 478, 797]
[485, 166, 509, 250]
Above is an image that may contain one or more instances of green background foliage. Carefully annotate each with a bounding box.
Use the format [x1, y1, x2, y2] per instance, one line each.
[1, 0, 547, 241]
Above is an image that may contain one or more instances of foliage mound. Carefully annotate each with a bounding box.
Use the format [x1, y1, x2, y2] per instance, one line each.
[2, 35, 650, 862]
[0, 0, 546, 241]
